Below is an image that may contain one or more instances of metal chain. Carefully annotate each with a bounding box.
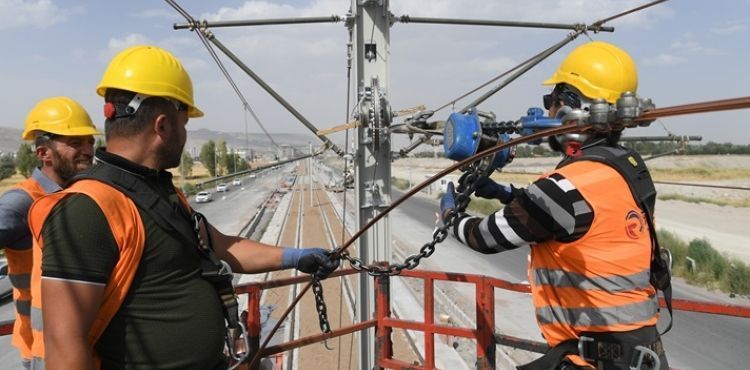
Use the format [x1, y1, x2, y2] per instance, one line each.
[310, 162, 484, 334]
[311, 276, 332, 334]
[339, 162, 483, 277]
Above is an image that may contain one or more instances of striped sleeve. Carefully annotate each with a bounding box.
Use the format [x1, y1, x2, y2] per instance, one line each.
[452, 173, 594, 253]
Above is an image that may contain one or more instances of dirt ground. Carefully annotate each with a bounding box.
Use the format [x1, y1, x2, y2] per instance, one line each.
[265, 163, 419, 370]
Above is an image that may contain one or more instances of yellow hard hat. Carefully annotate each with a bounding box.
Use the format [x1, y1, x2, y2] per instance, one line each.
[22, 96, 102, 140]
[96, 45, 204, 118]
[543, 41, 638, 104]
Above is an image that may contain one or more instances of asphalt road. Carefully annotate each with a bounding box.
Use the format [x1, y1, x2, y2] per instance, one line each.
[389, 188, 750, 370]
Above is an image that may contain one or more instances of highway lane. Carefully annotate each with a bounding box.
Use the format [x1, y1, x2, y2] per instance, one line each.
[191, 166, 290, 236]
[389, 188, 750, 369]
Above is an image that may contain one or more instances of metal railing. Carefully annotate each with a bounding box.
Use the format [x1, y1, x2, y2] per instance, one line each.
[3, 267, 750, 370]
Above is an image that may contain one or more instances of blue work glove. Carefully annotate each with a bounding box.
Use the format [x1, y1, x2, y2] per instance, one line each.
[440, 182, 457, 224]
[473, 177, 514, 204]
[282, 247, 340, 279]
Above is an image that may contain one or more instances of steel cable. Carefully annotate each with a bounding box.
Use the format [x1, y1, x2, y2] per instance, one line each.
[164, 0, 280, 149]
[249, 96, 750, 368]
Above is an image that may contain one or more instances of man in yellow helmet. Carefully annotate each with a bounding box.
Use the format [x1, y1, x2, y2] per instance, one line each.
[28, 45, 339, 370]
[0, 96, 100, 369]
[441, 41, 669, 369]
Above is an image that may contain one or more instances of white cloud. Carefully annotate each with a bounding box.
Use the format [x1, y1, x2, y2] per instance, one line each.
[0, 0, 71, 30]
[389, 0, 674, 27]
[129, 8, 177, 20]
[670, 36, 722, 56]
[98, 33, 154, 62]
[643, 53, 687, 66]
[711, 23, 747, 35]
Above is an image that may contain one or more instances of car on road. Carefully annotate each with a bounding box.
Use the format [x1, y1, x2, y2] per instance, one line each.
[195, 191, 212, 203]
[216, 183, 229, 192]
[249, 174, 257, 179]
[0, 262, 11, 301]
[232, 178, 242, 186]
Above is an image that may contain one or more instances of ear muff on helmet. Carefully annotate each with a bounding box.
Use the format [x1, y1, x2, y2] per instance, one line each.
[97, 45, 203, 118]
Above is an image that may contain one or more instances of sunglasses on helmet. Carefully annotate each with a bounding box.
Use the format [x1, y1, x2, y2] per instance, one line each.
[543, 85, 582, 110]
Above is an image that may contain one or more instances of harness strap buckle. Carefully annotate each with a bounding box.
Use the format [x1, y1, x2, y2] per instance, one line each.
[629, 345, 660, 370]
[577, 335, 596, 363]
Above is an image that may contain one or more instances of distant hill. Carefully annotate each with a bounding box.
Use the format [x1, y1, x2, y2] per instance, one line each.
[0, 127, 23, 155]
[0, 126, 315, 156]
[184, 128, 315, 155]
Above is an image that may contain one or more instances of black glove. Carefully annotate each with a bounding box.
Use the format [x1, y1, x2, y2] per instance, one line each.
[282, 247, 340, 279]
[473, 177, 514, 204]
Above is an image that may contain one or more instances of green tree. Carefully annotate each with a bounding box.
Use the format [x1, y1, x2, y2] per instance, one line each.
[199, 140, 217, 177]
[95, 138, 106, 149]
[0, 155, 16, 181]
[179, 151, 194, 179]
[217, 140, 228, 176]
[236, 154, 249, 171]
[16, 142, 37, 178]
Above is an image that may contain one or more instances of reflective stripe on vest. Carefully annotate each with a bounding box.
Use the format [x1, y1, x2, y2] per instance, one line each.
[530, 161, 658, 347]
[536, 295, 659, 327]
[533, 268, 651, 293]
[28, 179, 145, 364]
[7, 176, 49, 361]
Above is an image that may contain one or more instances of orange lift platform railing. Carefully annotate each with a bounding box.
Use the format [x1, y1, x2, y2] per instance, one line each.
[2, 267, 750, 370]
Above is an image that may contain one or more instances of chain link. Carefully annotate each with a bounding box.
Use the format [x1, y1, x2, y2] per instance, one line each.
[311, 161, 484, 334]
[311, 276, 332, 334]
[339, 161, 483, 277]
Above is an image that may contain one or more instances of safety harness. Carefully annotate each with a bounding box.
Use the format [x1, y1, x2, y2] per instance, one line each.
[71, 158, 248, 367]
[519, 144, 672, 370]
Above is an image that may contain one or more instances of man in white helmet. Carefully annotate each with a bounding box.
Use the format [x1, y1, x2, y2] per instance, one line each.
[441, 41, 669, 370]
[0, 96, 100, 369]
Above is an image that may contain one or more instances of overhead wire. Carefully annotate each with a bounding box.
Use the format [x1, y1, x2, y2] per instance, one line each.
[166, 0, 281, 149]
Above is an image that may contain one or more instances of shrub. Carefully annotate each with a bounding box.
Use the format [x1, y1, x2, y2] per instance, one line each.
[392, 177, 411, 190]
[723, 262, 750, 295]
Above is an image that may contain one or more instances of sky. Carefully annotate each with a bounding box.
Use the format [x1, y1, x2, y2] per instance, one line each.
[1, 0, 750, 148]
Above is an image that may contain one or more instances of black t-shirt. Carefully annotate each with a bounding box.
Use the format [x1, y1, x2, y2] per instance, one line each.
[41, 152, 226, 370]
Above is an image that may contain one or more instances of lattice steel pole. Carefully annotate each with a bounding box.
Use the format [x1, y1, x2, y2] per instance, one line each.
[352, 1, 393, 369]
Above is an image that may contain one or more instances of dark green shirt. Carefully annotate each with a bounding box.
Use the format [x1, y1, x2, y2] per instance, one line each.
[41, 150, 226, 370]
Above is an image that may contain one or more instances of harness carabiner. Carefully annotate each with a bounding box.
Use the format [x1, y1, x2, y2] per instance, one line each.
[225, 321, 250, 370]
[630, 345, 661, 370]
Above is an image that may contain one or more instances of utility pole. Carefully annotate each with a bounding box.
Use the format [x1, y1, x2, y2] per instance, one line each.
[309, 142, 314, 207]
[351, 1, 392, 369]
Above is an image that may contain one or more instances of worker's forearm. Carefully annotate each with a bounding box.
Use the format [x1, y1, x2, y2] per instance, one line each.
[45, 335, 96, 370]
[210, 226, 285, 273]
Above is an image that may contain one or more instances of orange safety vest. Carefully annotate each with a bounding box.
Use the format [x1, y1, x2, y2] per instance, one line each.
[529, 160, 658, 366]
[6, 177, 46, 362]
[28, 179, 146, 368]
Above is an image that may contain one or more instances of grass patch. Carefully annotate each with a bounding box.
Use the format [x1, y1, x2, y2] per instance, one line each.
[658, 193, 750, 208]
[657, 229, 750, 296]
[392, 177, 411, 190]
[650, 167, 750, 181]
[435, 191, 502, 216]
[467, 197, 502, 215]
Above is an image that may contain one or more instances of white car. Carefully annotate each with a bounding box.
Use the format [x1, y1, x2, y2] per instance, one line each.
[216, 183, 228, 192]
[249, 174, 257, 179]
[232, 178, 242, 186]
[195, 191, 212, 203]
